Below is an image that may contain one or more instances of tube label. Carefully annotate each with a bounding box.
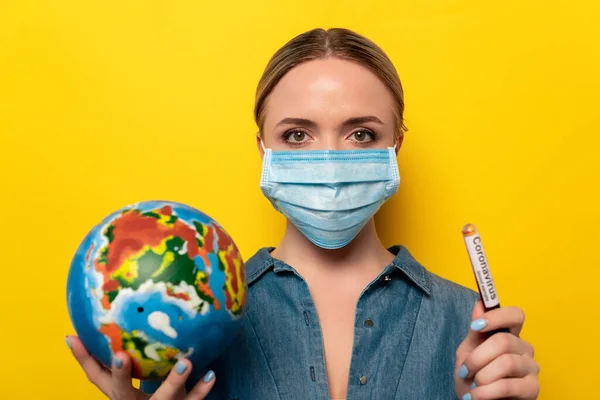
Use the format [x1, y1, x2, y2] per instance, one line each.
[465, 234, 500, 309]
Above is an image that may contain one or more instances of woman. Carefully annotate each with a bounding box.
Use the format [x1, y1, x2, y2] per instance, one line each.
[67, 28, 540, 400]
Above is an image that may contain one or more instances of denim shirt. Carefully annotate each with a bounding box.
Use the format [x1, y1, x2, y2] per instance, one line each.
[142, 245, 478, 399]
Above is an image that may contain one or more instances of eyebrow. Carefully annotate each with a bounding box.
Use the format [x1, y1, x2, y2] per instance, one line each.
[275, 115, 384, 129]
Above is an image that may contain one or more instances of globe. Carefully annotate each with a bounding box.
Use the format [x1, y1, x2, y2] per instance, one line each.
[66, 200, 247, 380]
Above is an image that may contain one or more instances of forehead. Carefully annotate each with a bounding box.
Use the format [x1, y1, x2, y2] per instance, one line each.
[263, 57, 395, 127]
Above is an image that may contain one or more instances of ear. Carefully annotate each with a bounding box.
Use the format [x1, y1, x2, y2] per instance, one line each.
[256, 132, 264, 159]
[395, 132, 404, 156]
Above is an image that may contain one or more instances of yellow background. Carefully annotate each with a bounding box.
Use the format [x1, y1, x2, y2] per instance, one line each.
[1, 0, 598, 398]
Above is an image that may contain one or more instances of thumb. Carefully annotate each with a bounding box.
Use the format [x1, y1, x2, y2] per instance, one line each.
[471, 299, 485, 320]
[456, 300, 486, 362]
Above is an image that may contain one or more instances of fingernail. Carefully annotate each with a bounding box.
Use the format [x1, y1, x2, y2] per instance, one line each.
[203, 369, 215, 383]
[459, 364, 469, 379]
[65, 336, 72, 349]
[176, 361, 187, 375]
[471, 318, 487, 331]
[462, 394, 472, 400]
[113, 356, 123, 369]
[470, 381, 477, 389]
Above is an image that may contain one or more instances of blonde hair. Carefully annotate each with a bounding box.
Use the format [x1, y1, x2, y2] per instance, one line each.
[254, 27, 408, 140]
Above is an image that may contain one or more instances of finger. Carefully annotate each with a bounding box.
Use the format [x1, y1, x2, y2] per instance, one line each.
[67, 335, 112, 397]
[470, 306, 526, 337]
[186, 370, 216, 400]
[460, 333, 532, 379]
[469, 375, 540, 399]
[457, 300, 487, 359]
[152, 359, 192, 399]
[473, 353, 540, 386]
[111, 352, 136, 399]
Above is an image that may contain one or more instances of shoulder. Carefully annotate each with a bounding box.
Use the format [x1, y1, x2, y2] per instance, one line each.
[243, 247, 276, 286]
[423, 272, 480, 335]
[427, 272, 479, 309]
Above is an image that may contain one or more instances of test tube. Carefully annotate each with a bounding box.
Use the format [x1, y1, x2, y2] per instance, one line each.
[462, 223, 500, 311]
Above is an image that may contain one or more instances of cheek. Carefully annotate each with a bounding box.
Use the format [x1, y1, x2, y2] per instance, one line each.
[258, 124, 285, 150]
[374, 127, 398, 148]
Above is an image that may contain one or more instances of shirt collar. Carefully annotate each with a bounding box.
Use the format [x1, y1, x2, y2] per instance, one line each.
[387, 245, 432, 295]
[245, 245, 431, 296]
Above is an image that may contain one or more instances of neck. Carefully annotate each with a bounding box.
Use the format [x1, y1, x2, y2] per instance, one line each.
[271, 218, 394, 275]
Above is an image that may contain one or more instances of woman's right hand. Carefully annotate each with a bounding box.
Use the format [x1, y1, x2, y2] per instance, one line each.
[67, 335, 216, 400]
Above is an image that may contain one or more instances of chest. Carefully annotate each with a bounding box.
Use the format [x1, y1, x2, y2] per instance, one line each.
[206, 271, 466, 400]
[305, 277, 370, 400]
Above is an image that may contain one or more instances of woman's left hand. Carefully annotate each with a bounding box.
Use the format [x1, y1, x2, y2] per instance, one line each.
[454, 301, 540, 399]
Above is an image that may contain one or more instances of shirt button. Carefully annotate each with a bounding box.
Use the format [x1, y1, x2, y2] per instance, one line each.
[359, 375, 368, 385]
[364, 319, 374, 328]
[383, 275, 392, 282]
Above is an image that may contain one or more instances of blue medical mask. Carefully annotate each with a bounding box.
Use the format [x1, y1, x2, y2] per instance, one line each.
[260, 142, 400, 249]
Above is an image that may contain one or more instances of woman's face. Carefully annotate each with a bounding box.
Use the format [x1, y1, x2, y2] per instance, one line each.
[258, 57, 399, 152]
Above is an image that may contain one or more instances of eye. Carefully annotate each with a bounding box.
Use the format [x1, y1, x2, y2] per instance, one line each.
[282, 130, 311, 145]
[348, 129, 377, 144]
[137, 307, 144, 313]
